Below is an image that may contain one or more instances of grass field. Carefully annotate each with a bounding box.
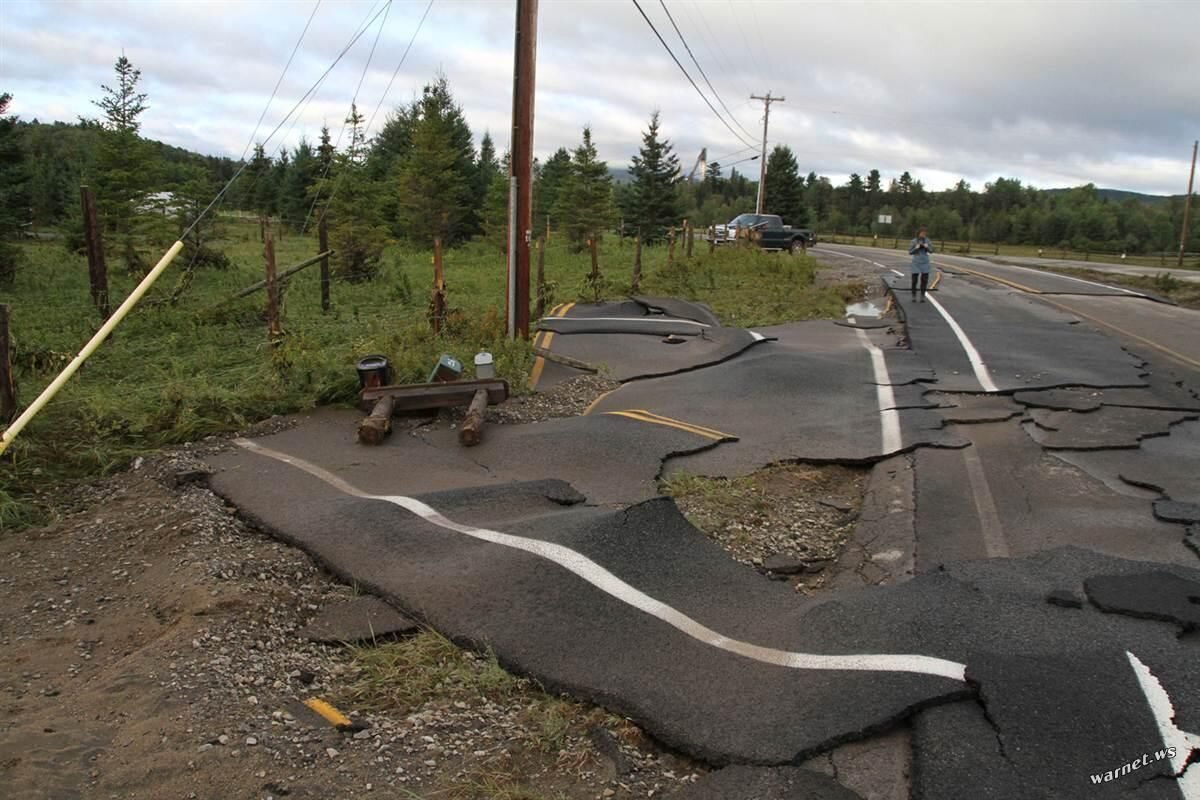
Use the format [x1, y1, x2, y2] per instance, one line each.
[821, 233, 1200, 270]
[0, 220, 855, 528]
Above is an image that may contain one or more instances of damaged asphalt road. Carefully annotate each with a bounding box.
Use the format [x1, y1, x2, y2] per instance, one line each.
[209, 268, 1200, 798]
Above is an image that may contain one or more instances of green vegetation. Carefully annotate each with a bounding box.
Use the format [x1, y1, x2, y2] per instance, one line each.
[0, 225, 842, 529]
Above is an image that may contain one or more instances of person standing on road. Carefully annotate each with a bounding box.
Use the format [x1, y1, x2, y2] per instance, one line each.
[908, 227, 934, 301]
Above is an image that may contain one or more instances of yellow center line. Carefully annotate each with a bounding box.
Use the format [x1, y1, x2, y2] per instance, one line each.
[304, 697, 353, 729]
[934, 261, 1200, 371]
[583, 387, 617, 415]
[602, 409, 734, 441]
[929, 268, 943, 291]
[528, 303, 573, 390]
[934, 260, 1039, 294]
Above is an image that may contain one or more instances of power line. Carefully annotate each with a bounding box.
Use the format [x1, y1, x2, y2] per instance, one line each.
[181, 0, 393, 239]
[303, 0, 395, 231]
[307, 0, 435, 233]
[687, 0, 753, 101]
[629, 0, 757, 150]
[237, 0, 322, 163]
[657, 0, 757, 142]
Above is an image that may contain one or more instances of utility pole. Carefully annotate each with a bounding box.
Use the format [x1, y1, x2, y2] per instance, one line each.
[506, 0, 538, 338]
[750, 92, 784, 214]
[1180, 139, 1197, 267]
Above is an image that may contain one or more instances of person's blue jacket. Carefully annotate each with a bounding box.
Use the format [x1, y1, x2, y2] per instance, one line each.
[908, 237, 934, 273]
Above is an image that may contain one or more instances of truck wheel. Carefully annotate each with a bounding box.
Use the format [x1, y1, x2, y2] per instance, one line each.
[789, 239, 806, 255]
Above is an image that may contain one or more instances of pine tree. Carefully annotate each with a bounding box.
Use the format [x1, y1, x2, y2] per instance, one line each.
[91, 54, 153, 271]
[535, 147, 571, 237]
[553, 127, 614, 251]
[475, 131, 500, 213]
[763, 145, 804, 224]
[393, 76, 478, 245]
[279, 138, 318, 231]
[0, 92, 27, 285]
[482, 151, 511, 254]
[627, 111, 680, 241]
[326, 104, 387, 281]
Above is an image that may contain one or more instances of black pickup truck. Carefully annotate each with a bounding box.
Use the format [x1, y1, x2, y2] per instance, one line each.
[712, 213, 815, 253]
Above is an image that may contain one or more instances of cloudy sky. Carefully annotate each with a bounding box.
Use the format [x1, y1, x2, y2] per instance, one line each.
[3, 0, 1198, 194]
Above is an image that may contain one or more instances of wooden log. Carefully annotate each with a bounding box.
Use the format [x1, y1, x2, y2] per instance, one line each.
[631, 235, 642, 291]
[458, 389, 489, 447]
[357, 394, 395, 445]
[318, 214, 331, 313]
[533, 346, 598, 373]
[0, 304, 15, 424]
[358, 378, 509, 413]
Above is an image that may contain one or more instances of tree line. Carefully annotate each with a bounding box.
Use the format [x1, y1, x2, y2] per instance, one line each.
[1, 55, 1196, 290]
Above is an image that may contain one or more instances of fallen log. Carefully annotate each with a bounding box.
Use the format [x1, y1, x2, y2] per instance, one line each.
[209, 250, 334, 308]
[533, 347, 598, 373]
[357, 394, 395, 445]
[358, 378, 508, 413]
[458, 389, 489, 447]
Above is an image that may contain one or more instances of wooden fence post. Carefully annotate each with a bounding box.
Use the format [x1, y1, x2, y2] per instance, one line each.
[264, 232, 281, 339]
[631, 235, 643, 292]
[430, 236, 446, 334]
[589, 234, 599, 281]
[79, 186, 110, 318]
[668, 227, 676, 268]
[259, 216, 266, 243]
[709, 226, 716, 254]
[535, 237, 546, 319]
[318, 214, 331, 312]
[0, 304, 15, 425]
[685, 220, 694, 258]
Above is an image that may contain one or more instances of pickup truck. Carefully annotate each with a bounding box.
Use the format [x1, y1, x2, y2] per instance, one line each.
[711, 213, 815, 253]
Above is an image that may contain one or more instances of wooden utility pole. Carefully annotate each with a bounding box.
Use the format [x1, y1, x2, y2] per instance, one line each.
[431, 236, 447, 334]
[0, 304, 15, 424]
[631, 235, 643, 292]
[1180, 139, 1198, 267]
[264, 233, 281, 339]
[506, 0, 538, 339]
[79, 186, 110, 318]
[318, 214, 331, 312]
[750, 92, 784, 214]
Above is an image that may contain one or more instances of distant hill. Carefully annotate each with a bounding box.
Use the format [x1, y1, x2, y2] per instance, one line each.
[1044, 187, 1178, 205]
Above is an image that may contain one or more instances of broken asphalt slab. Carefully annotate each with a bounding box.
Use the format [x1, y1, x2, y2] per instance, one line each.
[299, 596, 419, 644]
[590, 321, 965, 479]
[1025, 406, 1198, 450]
[1049, 419, 1200, 505]
[1084, 571, 1200, 632]
[886, 272, 1148, 392]
[539, 325, 769, 382]
[208, 449, 1200, 795]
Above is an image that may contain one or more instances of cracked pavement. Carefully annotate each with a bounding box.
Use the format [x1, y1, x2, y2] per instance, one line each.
[208, 251, 1200, 799]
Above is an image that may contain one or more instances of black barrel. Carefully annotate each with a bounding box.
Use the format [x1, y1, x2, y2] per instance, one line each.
[356, 355, 392, 389]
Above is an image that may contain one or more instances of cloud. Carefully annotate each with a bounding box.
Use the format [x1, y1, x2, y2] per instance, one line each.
[2, 0, 1197, 194]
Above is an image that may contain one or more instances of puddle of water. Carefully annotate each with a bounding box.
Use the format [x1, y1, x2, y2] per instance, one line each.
[845, 301, 882, 318]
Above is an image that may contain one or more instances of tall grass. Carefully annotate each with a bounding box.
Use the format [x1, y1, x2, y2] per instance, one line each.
[0, 222, 846, 529]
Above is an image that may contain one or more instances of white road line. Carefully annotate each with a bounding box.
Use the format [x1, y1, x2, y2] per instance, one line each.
[1126, 652, 1200, 798]
[233, 438, 965, 681]
[960, 445, 1009, 558]
[854, 330, 903, 455]
[924, 295, 1000, 393]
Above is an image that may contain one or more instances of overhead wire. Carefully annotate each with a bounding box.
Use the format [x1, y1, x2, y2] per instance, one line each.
[312, 0, 439, 232]
[657, 0, 757, 142]
[302, 0, 399, 232]
[629, 0, 757, 150]
[687, 0, 754, 101]
[180, 0, 393, 240]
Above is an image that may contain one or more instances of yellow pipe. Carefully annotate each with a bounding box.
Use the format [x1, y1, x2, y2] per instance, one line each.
[0, 240, 185, 456]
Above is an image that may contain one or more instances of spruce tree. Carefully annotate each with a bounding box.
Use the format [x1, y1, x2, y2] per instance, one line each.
[763, 145, 804, 225]
[628, 111, 680, 241]
[0, 93, 26, 286]
[91, 54, 152, 271]
[475, 131, 500, 212]
[553, 127, 614, 251]
[326, 104, 387, 281]
[535, 147, 571, 237]
[394, 77, 478, 245]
